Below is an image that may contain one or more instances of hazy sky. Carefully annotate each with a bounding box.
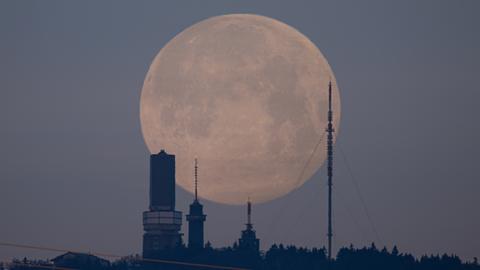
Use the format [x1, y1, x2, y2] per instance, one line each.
[1, 0, 479, 262]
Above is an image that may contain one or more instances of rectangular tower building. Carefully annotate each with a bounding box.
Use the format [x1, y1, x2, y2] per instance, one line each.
[143, 150, 182, 258]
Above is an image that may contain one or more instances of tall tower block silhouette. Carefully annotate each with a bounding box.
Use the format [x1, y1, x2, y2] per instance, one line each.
[142, 150, 182, 258]
[186, 159, 206, 249]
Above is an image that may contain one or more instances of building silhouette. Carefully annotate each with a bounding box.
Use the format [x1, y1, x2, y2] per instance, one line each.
[186, 159, 206, 249]
[51, 252, 110, 270]
[143, 150, 182, 258]
[238, 199, 260, 253]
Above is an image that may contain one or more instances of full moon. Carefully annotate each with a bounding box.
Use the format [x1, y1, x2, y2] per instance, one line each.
[140, 14, 340, 205]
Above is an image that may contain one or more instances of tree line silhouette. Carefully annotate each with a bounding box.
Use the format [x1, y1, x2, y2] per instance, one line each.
[3, 243, 479, 270]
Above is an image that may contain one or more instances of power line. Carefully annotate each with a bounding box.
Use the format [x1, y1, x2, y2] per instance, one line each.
[0, 241, 249, 270]
[337, 143, 383, 245]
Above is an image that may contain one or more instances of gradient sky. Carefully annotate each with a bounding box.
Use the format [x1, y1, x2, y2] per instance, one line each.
[1, 0, 479, 262]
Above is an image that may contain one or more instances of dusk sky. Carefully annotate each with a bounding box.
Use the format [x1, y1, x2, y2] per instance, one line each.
[1, 0, 479, 262]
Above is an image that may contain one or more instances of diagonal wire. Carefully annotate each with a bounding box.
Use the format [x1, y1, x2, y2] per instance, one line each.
[0, 241, 249, 270]
[293, 131, 327, 189]
[264, 131, 326, 242]
[334, 184, 368, 244]
[337, 143, 382, 245]
[283, 175, 327, 239]
[282, 144, 368, 254]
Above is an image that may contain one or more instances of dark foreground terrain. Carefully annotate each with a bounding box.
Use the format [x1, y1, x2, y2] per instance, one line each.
[4, 243, 479, 270]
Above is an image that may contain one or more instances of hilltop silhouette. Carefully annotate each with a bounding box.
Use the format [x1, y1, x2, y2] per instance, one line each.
[3, 243, 479, 270]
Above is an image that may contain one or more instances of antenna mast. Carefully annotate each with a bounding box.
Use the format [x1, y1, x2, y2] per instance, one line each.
[247, 198, 252, 226]
[194, 158, 198, 201]
[327, 81, 334, 260]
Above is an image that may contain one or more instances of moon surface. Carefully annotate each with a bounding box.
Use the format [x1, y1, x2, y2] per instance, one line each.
[140, 14, 340, 205]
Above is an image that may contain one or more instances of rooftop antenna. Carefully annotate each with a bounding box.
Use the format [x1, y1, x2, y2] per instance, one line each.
[194, 158, 198, 201]
[247, 197, 252, 228]
[327, 81, 334, 260]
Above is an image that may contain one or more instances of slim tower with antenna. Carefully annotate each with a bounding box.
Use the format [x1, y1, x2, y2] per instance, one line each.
[186, 158, 206, 249]
[327, 81, 334, 260]
[238, 198, 260, 253]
